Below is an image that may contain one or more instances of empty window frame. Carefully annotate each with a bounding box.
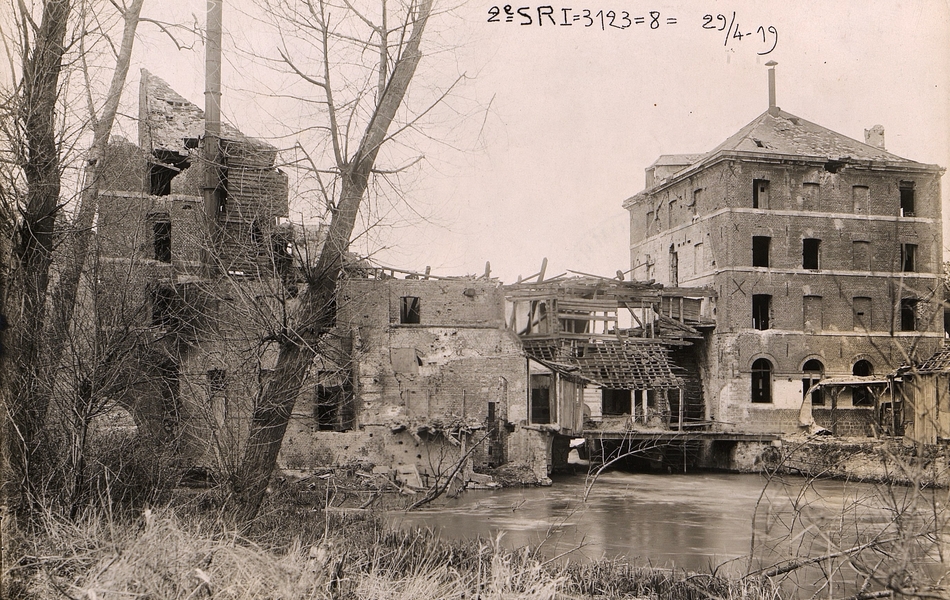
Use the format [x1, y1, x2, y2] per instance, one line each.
[852, 185, 870, 215]
[752, 236, 771, 267]
[852, 360, 874, 406]
[207, 369, 227, 396]
[151, 286, 176, 327]
[802, 359, 824, 406]
[153, 220, 171, 263]
[752, 179, 770, 209]
[752, 294, 771, 330]
[899, 181, 915, 216]
[803, 295, 823, 333]
[802, 182, 820, 211]
[314, 383, 355, 431]
[852, 241, 870, 271]
[853, 297, 872, 331]
[900, 243, 917, 272]
[530, 374, 552, 424]
[751, 358, 773, 403]
[602, 389, 632, 416]
[900, 298, 918, 331]
[399, 296, 421, 324]
[803, 238, 821, 270]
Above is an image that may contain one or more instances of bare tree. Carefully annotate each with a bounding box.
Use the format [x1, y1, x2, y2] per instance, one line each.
[228, 0, 438, 521]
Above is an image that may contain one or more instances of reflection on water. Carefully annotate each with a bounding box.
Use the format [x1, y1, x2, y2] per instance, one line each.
[388, 470, 949, 588]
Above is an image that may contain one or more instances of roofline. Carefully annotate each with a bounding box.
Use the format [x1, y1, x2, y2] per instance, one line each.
[623, 150, 945, 208]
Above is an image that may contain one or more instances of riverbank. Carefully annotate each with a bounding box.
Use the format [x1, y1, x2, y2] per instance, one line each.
[5, 498, 778, 600]
[762, 435, 950, 487]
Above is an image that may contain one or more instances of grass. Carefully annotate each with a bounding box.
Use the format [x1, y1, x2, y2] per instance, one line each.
[4, 491, 781, 600]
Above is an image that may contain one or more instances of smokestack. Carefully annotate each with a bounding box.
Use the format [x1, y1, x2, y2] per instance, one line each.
[766, 61, 778, 114]
[203, 0, 223, 250]
[205, 0, 222, 139]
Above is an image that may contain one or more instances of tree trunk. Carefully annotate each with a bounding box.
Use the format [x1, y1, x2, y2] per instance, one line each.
[5, 0, 72, 505]
[230, 0, 433, 522]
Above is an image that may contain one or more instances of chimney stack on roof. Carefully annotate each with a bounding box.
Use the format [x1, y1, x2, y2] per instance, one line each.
[766, 61, 779, 115]
[864, 124, 886, 150]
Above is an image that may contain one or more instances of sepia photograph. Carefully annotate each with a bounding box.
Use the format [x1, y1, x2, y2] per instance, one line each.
[2, 0, 948, 598]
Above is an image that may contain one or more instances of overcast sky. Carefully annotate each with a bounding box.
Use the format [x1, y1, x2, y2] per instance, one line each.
[124, 0, 950, 283]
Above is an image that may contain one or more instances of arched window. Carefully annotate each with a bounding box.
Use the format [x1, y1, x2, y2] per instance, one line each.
[802, 359, 824, 406]
[751, 358, 773, 403]
[852, 360, 874, 406]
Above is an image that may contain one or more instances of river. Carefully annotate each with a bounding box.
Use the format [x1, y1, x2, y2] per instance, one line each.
[388, 470, 948, 592]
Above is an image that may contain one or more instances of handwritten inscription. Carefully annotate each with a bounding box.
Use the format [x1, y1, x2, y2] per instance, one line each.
[486, 6, 778, 54]
[702, 11, 778, 55]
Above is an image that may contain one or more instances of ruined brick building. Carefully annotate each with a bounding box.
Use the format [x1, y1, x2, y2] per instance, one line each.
[624, 65, 946, 442]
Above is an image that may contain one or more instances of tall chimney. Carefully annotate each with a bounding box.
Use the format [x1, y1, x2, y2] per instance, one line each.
[203, 0, 223, 255]
[766, 61, 778, 114]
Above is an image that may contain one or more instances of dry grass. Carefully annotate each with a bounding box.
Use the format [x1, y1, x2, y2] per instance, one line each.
[4, 504, 778, 600]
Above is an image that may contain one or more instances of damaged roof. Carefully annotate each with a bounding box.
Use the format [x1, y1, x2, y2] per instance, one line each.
[628, 108, 943, 200]
[138, 70, 277, 161]
[917, 344, 950, 374]
[525, 339, 684, 390]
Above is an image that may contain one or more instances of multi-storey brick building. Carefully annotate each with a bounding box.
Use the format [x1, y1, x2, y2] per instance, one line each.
[624, 72, 945, 439]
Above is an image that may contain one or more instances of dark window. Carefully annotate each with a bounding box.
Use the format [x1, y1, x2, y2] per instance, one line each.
[752, 294, 771, 330]
[207, 369, 227, 396]
[802, 359, 824, 406]
[149, 165, 175, 196]
[853, 297, 872, 331]
[154, 221, 171, 263]
[900, 298, 918, 331]
[602, 389, 632, 416]
[530, 375, 552, 424]
[803, 238, 820, 270]
[151, 286, 176, 327]
[900, 243, 917, 272]
[852, 360, 874, 406]
[751, 358, 773, 403]
[400, 296, 421, 324]
[899, 181, 915, 216]
[752, 179, 770, 209]
[314, 383, 354, 431]
[752, 236, 770, 267]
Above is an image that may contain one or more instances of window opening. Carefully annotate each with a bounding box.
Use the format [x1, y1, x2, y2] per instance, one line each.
[151, 286, 176, 327]
[207, 369, 227, 396]
[802, 359, 824, 406]
[752, 294, 771, 330]
[751, 358, 773, 403]
[400, 296, 421, 324]
[900, 243, 917, 272]
[852, 360, 874, 406]
[153, 221, 171, 263]
[900, 298, 918, 331]
[752, 236, 770, 267]
[530, 374, 552, 424]
[602, 389, 632, 416]
[752, 179, 770, 209]
[899, 181, 915, 216]
[803, 238, 820, 270]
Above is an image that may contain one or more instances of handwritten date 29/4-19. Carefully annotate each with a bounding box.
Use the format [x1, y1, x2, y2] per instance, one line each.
[702, 12, 777, 55]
